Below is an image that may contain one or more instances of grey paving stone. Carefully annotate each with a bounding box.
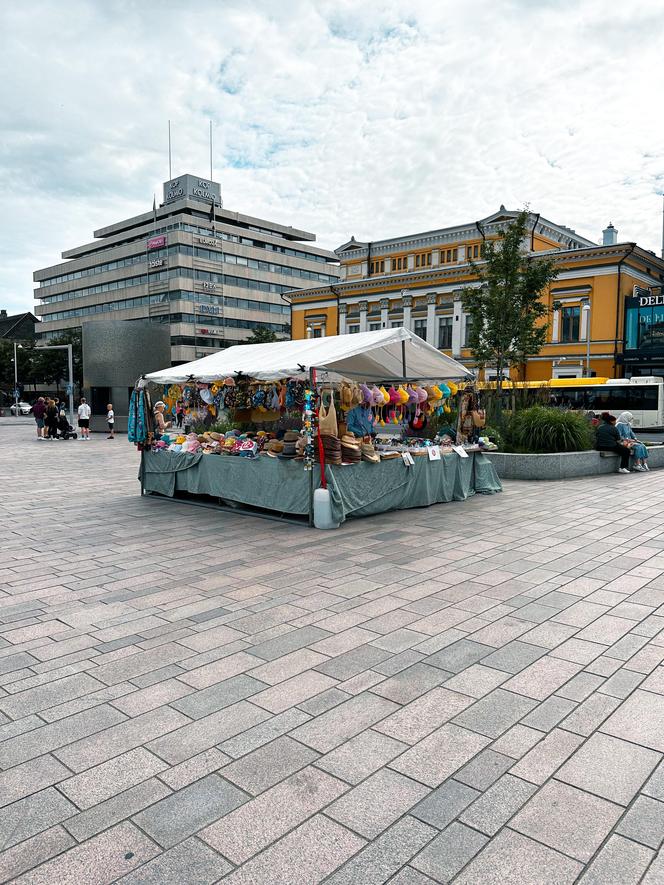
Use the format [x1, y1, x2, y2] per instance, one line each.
[218, 707, 310, 758]
[503, 656, 583, 701]
[251, 669, 337, 713]
[54, 705, 188, 772]
[409, 821, 487, 881]
[559, 691, 622, 736]
[601, 689, 664, 751]
[325, 816, 436, 885]
[374, 687, 473, 745]
[373, 649, 426, 677]
[58, 747, 168, 809]
[555, 671, 604, 701]
[326, 768, 430, 839]
[451, 688, 538, 739]
[644, 759, 664, 801]
[170, 673, 267, 718]
[460, 773, 537, 836]
[454, 748, 514, 791]
[314, 644, 393, 680]
[425, 639, 495, 673]
[0, 824, 75, 883]
[12, 821, 161, 884]
[521, 694, 577, 732]
[490, 724, 544, 759]
[369, 663, 449, 704]
[0, 786, 77, 850]
[297, 686, 350, 715]
[510, 727, 584, 785]
[158, 748, 229, 790]
[221, 735, 319, 794]
[439, 664, 509, 699]
[578, 834, 653, 884]
[115, 836, 232, 884]
[598, 668, 646, 698]
[0, 753, 70, 809]
[217, 813, 364, 885]
[388, 866, 440, 884]
[389, 723, 491, 787]
[511, 779, 623, 862]
[63, 777, 172, 842]
[480, 641, 549, 677]
[147, 700, 270, 764]
[199, 767, 349, 864]
[132, 773, 247, 849]
[556, 732, 661, 805]
[454, 828, 583, 885]
[410, 779, 480, 830]
[0, 703, 126, 767]
[290, 691, 398, 753]
[315, 728, 407, 785]
[616, 795, 664, 849]
[0, 672, 104, 719]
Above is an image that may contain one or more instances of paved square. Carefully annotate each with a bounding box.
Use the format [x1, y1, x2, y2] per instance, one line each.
[3, 423, 664, 881]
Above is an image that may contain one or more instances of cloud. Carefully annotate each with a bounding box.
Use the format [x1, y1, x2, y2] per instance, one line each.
[2, 0, 664, 315]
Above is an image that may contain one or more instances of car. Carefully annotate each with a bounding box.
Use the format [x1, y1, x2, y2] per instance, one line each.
[10, 401, 32, 416]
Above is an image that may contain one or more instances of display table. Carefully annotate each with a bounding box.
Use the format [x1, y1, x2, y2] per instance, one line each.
[139, 450, 502, 524]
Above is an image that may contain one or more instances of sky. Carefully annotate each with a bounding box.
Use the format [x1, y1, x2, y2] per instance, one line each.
[2, 0, 664, 315]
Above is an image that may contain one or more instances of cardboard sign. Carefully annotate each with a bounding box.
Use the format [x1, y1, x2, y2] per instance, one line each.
[401, 452, 415, 466]
[452, 445, 469, 458]
[427, 446, 441, 461]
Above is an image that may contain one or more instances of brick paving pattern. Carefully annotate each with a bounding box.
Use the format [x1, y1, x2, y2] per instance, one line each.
[1, 423, 664, 882]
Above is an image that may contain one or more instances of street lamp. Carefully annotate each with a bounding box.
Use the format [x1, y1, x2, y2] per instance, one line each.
[13, 343, 23, 415]
[581, 301, 591, 377]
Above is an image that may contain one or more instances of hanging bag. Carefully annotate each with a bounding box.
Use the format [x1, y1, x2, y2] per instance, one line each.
[472, 408, 486, 428]
[318, 390, 338, 437]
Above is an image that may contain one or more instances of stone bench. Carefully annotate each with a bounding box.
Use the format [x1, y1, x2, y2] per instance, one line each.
[485, 445, 664, 480]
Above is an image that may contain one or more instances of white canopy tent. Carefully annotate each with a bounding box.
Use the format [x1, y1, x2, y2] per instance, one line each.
[144, 327, 474, 384]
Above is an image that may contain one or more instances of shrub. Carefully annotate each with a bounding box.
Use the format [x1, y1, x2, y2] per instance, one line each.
[503, 406, 594, 454]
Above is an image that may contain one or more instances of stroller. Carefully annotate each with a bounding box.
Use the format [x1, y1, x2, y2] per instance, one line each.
[56, 410, 78, 440]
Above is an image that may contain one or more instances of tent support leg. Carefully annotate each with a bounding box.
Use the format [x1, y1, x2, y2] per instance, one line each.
[140, 449, 145, 496]
[401, 340, 407, 379]
[308, 368, 315, 527]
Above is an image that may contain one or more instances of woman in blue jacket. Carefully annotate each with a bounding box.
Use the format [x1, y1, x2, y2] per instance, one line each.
[616, 412, 649, 472]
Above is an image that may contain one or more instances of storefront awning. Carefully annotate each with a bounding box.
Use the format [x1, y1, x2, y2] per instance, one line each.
[144, 327, 474, 383]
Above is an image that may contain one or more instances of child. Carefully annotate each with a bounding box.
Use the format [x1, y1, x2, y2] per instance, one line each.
[77, 397, 91, 440]
[106, 403, 115, 439]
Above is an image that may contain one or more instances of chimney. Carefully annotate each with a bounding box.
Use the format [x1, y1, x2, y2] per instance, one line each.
[602, 223, 618, 246]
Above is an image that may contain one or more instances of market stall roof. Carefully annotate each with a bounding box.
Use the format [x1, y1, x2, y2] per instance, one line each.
[144, 327, 474, 384]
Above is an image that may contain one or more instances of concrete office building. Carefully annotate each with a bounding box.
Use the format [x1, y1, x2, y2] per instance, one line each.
[34, 174, 340, 364]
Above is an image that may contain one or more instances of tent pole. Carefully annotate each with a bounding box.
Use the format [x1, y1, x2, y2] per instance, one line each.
[401, 340, 407, 380]
[308, 367, 315, 527]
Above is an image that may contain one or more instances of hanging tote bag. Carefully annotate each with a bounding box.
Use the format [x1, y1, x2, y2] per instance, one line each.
[471, 408, 486, 428]
[318, 390, 338, 437]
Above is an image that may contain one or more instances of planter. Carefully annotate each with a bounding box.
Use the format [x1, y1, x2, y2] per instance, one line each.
[485, 445, 664, 480]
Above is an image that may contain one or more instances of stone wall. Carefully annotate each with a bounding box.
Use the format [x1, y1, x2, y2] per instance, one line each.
[485, 446, 664, 480]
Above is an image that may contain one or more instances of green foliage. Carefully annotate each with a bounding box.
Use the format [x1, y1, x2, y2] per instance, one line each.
[243, 328, 279, 344]
[482, 425, 502, 445]
[503, 406, 594, 454]
[462, 210, 559, 389]
[192, 417, 237, 435]
[34, 331, 83, 389]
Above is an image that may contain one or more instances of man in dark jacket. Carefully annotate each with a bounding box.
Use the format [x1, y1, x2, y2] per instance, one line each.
[31, 397, 46, 440]
[596, 412, 630, 473]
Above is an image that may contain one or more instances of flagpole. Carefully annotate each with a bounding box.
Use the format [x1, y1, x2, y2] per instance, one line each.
[209, 120, 213, 182]
[168, 120, 172, 180]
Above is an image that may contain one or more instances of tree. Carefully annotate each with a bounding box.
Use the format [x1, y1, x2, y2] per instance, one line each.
[243, 327, 278, 344]
[462, 210, 559, 394]
[32, 330, 83, 393]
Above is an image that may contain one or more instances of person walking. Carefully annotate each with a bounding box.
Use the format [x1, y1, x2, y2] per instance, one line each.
[32, 397, 46, 440]
[44, 398, 58, 440]
[596, 412, 631, 474]
[77, 397, 91, 440]
[106, 403, 115, 439]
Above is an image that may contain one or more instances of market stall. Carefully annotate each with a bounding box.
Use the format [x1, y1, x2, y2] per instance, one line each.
[133, 328, 502, 527]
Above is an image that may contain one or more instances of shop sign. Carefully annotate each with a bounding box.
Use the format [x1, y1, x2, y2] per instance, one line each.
[197, 237, 217, 247]
[198, 327, 222, 335]
[148, 259, 164, 268]
[198, 281, 217, 290]
[147, 235, 166, 250]
[639, 294, 664, 307]
[197, 304, 220, 315]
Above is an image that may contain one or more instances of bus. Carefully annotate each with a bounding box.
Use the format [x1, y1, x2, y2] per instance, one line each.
[478, 377, 664, 429]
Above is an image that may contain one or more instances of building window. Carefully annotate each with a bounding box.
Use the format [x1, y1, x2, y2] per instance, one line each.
[438, 316, 453, 349]
[561, 306, 580, 342]
[368, 322, 381, 331]
[465, 244, 480, 260]
[391, 256, 408, 272]
[347, 324, 359, 334]
[413, 318, 427, 340]
[440, 248, 459, 264]
[370, 259, 385, 274]
[415, 252, 432, 268]
[463, 316, 473, 347]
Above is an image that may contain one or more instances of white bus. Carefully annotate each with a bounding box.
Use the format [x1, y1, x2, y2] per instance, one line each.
[547, 377, 664, 429]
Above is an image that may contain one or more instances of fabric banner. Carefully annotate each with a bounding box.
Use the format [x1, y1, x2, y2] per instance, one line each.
[139, 450, 502, 523]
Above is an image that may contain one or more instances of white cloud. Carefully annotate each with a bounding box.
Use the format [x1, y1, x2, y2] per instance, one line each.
[1, 0, 664, 315]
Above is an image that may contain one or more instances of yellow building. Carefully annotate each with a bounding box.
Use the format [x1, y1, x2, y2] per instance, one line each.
[287, 208, 664, 381]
